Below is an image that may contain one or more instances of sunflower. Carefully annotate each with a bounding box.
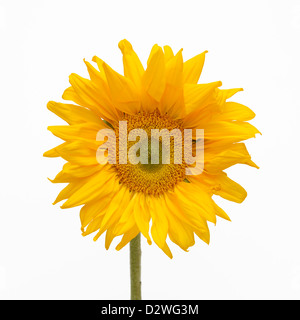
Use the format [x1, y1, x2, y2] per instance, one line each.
[44, 40, 260, 258]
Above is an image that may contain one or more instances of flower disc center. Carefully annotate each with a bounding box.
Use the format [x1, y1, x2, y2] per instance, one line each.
[113, 110, 187, 196]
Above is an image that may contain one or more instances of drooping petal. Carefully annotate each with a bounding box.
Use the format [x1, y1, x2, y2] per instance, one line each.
[80, 197, 111, 231]
[163, 196, 195, 251]
[52, 179, 89, 205]
[161, 242, 173, 259]
[99, 186, 132, 235]
[204, 143, 259, 173]
[113, 194, 137, 236]
[149, 196, 169, 250]
[133, 194, 151, 243]
[115, 225, 140, 251]
[190, 172, 248, 204]
[213, 175, 247, 203]
[213, 202, 231, 221]
[60, 167, 117, 208]
[166, 190, 210, 233]
[195, 226, 210, 245]
[174, 182, 217, 224]
[83, 215, 105, 238]
[164, 192, 205, 233]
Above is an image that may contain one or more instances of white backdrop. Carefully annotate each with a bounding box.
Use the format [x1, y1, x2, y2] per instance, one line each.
[1, 0, 300, 300]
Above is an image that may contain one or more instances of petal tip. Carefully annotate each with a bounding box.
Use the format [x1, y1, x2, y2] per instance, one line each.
[118, 39, 133, 53]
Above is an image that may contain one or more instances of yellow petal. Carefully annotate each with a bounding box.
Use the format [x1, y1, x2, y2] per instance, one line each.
[61, 168, 117, 208]
[52, 180, 88, 205]
[160, 50, 184, 117]
[214, 173, 248, 203]
[67, 73, 119, 122]
[83, 214, 105, 237]
[164, 192, 205, 233]
[50, 163, 101, 183]
[142, 46, 166, 102]
[195, 227, 210, 245]
[100, 186, 131, 233]
[44, 141, 98, 162]
[133, 194, 151, 243]
[103, 62, 141, 114]
[62, 86, 88, 109]
[105, 227, 116, 249]
[113, 194, 137, 236]
[91, 56, 107, 81]
[115, 226, 140, 251]
[183, 51, 208, 84]
[184, 81, 222, 115]
[213, 202, 231, 221]
[146, 44, 159, 66]
[190, 172, 247, 204]
[50, 153, 97, 168]
[160, 85, 184, 118]
[167, 191, 210, 232]
[182, 103, 219, 129]
[174, 182, 217, 224]
[60, 162, 100, 178]
[163, 45, 174, 63]
[216, 101, 256, 121]
[163, 202, 195, 251]
[83, 59, 106, 85]
[216, 177, 247, 204]
[165, 49, 183, 88]
[118, 39, 144, 87]
[84, 60, 122, 119]
[47, 101, 103, 125]
[205, 143, 259, 173]
[161, 242, 173, 259]
[203, 121, 261, 145]
[80, 197, 111, 231]
[47, 123, 105, 142]
[43, 142, 67, 157]
[149, 196, 168, 249]
[216, 88, 243, 106]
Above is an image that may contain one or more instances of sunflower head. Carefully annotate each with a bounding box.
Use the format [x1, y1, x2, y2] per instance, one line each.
[44, 39, 260, 258]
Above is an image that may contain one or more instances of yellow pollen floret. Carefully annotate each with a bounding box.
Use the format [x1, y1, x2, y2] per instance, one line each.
[113, 110, 187, 196]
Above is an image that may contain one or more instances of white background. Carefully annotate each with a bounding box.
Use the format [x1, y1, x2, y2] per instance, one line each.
[0, 0, 300, 300]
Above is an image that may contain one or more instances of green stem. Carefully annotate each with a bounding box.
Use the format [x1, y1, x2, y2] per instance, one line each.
[130, 233, 141, 300]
